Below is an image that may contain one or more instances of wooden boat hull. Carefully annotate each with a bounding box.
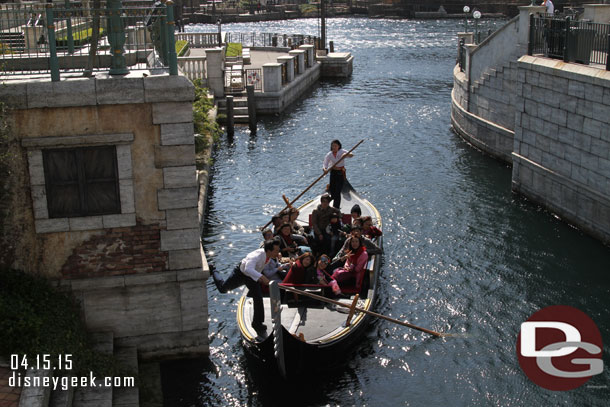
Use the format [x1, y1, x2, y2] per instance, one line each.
[237, 180, 383, 378]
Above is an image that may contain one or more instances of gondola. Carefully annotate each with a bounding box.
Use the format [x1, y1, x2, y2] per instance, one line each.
[236, 180, 383, 378]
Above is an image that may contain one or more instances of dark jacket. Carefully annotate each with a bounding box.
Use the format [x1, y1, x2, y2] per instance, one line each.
[311, 205, 341, 236]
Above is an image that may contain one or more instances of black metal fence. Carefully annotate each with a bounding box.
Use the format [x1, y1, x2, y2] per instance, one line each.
[458, 38, 466, 72]
[528, 14, 610, 70]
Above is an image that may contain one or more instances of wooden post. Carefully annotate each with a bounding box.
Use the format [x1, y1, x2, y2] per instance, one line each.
[246, 85, 257, 134]
[329, 40, 334, 53]
[345, 294, 360, 327]
[226, 95, 234, 138]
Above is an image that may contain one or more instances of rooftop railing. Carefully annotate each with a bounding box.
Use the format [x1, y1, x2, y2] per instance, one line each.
[0, 0, 178, 80]
[528, 14, 610, 70]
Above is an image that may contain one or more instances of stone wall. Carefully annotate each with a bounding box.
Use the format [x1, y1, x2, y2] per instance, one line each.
[0, 72, 210, 358]
[512, 56, 610, 244]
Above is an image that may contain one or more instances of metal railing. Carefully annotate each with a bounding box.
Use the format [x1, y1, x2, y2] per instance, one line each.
[0, 1, 178, 80]
[529, 14, 610, 69]
[225, 32, 317, 49]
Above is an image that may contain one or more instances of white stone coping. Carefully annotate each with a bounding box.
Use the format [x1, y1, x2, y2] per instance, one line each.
[518, 55, 610, 88]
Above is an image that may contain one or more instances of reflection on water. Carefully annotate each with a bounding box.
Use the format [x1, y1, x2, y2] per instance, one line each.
[162, 18, 610, 406]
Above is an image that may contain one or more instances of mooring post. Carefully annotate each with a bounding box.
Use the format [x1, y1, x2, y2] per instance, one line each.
[246, 85, 257, 134]
[329, 40, 334, 53]
[226, 95, 234, 138]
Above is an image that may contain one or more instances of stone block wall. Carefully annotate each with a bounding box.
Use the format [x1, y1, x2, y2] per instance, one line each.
[512, 56, 610, 244]
[0, 72, 210, 358]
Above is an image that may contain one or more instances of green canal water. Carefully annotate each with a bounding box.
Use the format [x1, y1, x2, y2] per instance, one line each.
[162, 17, 610, 406]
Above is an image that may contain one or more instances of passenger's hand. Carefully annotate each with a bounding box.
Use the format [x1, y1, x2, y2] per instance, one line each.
[258, 275, 270, 286]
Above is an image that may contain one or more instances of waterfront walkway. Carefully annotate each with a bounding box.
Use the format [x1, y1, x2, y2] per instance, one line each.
[188, 48, 290, 69]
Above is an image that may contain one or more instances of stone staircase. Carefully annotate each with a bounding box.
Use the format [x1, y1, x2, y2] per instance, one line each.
[216, 93, 251, 124]
[469, 60, 520, 131]
[18, 332, 139, 407]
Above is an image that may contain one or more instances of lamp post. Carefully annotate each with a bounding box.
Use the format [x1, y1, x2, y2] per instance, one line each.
[217, 18, 222, 47]
[473, 10, 481, 44]
[463, 6, 470, 33]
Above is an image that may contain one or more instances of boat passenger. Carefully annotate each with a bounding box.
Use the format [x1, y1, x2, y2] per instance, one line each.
[211, 239, 281, 334]
[261, 252, 291, 282]
[277, 223, 309, 258]
[333, 226, 382, 266]
[282, 252, 316, 285]
[271, 215, 282, 234]
[361, 216, 382, 239]
[331, 237, 368, 292]
[259, 228, 274, 247]
[280, 210, 291, 225]
[323, 139, 353, 209]
[315, 254, 333, 285]
[325, 212, 344, 258]
[289, 207, 307, 236]
[311, 193, 341, 255]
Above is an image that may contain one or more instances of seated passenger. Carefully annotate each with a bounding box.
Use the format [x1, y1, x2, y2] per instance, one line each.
[289, 207, 307, 236]
[315, 254, 333, 285]
[282, 252, 316, 285]
[261, 252, 290, 282]
[325, 213, 344, 258]
[277, 223, 309, 258]
[271, 215, 282, 235]
[311, 193, 341, 255]
[361, 216, 382, 239]
[331, 236, 368, 293]
[259, 228, 274, 247]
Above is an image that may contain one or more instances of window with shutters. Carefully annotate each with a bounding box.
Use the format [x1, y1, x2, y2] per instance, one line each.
[43, 146, 121, 218]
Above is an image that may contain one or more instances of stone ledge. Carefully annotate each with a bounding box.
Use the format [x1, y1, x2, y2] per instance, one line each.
[144, 75, 195, 103]
[152, 102, 194, 124]
[21, 133, 134, 148]
[102, 213, 137, 228]
[70, 275, 126, 291]
[27, 78, 97, 108]
[35, 218, 69, 234]
[96, 76, 145, 105]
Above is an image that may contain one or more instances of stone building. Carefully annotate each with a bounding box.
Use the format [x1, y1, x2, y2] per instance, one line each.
[0, 73, 209, 359]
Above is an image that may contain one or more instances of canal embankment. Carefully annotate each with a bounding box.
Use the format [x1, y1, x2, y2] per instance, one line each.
[451, 5, 610, 245]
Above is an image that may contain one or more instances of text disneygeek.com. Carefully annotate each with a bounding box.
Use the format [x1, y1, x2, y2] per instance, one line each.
[9, 372, 136, 391]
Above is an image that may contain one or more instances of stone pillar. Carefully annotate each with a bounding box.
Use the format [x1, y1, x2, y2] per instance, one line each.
[24, 26, 45, 51]
[262, 63, 282, 92]
[205, 47, 225, 97]
[518, 5, 546, 46]
[277, 56, 294, 82]
[457, 32, 474, 45]
[289, 49, 305, 74]
[300, 44, 315, 67]
[464, 44, 477, 83]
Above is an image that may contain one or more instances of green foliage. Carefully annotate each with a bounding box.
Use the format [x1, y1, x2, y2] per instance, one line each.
[0, 269, 124, 377]
[176, 40, 188, 57]
[192, 79, 222, 141]
[225, 42, 243, 57]
[56, 28, 106, 48]
[0, 43, 14, 55]
[300, 4, 318, 14]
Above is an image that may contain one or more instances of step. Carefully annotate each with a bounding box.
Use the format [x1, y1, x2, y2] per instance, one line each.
[49, 386, 74, 407]
[17, 369, 52, 407]
[217, 98, 248, 108]
[72, 332, 114, 407]
[218, 107, 249, 116]
[112, 346, 139, 407]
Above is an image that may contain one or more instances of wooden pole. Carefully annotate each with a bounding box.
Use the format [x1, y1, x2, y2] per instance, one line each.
[246, 85, 257, 134]
[345, 293, 359, 326]
[226, 95, 234, 138]
[260, 139, 364, 230]
[279, 285, 445, 337]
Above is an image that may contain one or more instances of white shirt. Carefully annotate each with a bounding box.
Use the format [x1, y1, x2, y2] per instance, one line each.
[240, 248, 269, 281]
[323, 148, 350, 171]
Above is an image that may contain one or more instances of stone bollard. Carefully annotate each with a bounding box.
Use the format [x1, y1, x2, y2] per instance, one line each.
[288, 50, 305, 74]
[263, 63, 282, 92]
[329, 41, 334, 52]
[277, 56, 294, 82]
[300, 44, 315, 68]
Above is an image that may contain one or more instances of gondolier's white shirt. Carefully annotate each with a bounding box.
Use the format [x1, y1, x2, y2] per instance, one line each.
[240, 248, 269, 281]
[323, 148, 350, 171]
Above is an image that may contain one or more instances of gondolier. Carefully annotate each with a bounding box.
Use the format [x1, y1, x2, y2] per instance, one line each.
[323, 139, 353, 209]
[212, 239, 281, 334]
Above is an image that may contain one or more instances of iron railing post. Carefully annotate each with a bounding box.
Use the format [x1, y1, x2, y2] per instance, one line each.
[527, 14, 536, 55]
[65, 0, 74, 54]
[107, 0, 128, 75]
[45, 4, 60, 82]
[166, 0, 178, 75]
[607, 34, 610, 71]
[160, 0, 169, 65]
[563, 16, 570, 62]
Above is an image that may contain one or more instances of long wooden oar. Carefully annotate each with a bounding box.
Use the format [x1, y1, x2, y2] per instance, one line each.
[278, 284, 445, 338]
[261, 139, 364, 230]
